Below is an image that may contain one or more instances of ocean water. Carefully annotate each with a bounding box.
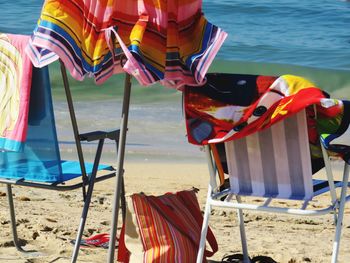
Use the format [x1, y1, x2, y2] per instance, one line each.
[0, 1, 349, 161]
[0, 0, 349, 71]
[205, 0, 350, 71]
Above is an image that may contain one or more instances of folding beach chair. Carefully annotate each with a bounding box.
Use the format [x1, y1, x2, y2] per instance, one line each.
[0, 63, 128, 262]
[183, 73, 350, 263]
[196, 109, 350, 263]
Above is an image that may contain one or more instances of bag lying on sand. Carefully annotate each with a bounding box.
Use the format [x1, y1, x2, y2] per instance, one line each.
[117, 189, 218, 263]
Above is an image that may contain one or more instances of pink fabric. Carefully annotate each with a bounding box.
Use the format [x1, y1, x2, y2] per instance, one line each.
[0, 34, 33, 151]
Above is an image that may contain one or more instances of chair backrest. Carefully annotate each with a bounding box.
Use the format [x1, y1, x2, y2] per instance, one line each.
[0, 66, 63, 182]
[222, 110, 314, 200]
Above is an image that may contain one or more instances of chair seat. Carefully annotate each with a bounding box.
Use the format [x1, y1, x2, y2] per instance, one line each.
[0, 160, 113, 184]
[59, 160, 114, 183]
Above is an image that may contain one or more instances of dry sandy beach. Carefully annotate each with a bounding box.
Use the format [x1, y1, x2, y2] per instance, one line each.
[1, 0, 350, 262]
[0, 160, 350, 263]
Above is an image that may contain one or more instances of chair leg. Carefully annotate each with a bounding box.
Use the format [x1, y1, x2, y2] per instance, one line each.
[71, 139, 104, 263]
[121, 176, 126, 222]
[331, 164, 349, 263]
[236, 196, 250, 263]
[107, 74, 131, 263]
[6, 185, 27, 253]
[70, 178, 97, 263]
[196, 186, 212, 263]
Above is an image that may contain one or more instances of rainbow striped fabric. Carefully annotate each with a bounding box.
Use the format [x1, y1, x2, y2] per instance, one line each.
[119, 190, 218, 262]
[26, 0, 227, 88]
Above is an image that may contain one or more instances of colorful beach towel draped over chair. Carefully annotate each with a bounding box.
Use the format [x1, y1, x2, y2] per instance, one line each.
[26, 0, 227, 88]
[0, 34, 33, 152]
[184, 73, 350, 169]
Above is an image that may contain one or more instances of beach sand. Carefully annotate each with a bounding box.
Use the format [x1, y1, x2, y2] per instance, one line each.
[0, 160, 350, 263]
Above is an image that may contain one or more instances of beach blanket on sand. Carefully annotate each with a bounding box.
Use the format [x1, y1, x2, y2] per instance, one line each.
[0, 34, 33, 152]
[26, 0, 227, 89]
[184, 73, 350, 172]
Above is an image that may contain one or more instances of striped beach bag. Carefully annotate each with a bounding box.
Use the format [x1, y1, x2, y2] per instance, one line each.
[117, 190, 218, 263]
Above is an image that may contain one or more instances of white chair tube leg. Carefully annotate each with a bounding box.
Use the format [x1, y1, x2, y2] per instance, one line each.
[196, 185, 212, 263]
[321, 144, 338, 203]
[205, 145, 217, 190]
[236, 196, 250, 263]
[331, 163, 349, 263]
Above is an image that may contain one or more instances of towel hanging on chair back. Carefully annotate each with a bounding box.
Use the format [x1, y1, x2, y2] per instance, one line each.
[184, 73, 350, 170]
[26, 0, 227, 89]
[0, 66, 63, 182]
[0, 34, 33, 152]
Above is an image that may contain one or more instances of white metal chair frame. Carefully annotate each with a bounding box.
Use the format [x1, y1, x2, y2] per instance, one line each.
[196, 129, 350, 263]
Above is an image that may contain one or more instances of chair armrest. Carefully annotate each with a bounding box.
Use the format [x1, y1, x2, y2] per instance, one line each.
[320, 133, 350, 153]
[320, 133, 350, 163]
[79, 130, 120, 142]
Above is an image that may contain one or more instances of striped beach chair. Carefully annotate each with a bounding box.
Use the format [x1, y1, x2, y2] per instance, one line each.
[196, 110, 350, 263]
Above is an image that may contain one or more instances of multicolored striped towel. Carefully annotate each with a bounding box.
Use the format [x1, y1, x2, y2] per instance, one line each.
[0, 34, 33, 152]
[26, 0, 227, 89]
